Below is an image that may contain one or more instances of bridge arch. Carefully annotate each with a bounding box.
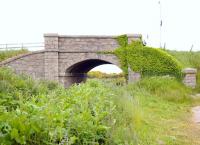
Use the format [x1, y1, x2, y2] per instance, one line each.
[62, 58, 121, 87]
[66, 59, 112, 73]
[0, 33, 141, 88]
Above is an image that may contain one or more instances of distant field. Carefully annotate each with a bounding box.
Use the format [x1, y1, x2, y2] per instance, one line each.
[168, 50, 200, 92]
[168, 50, 200, 68]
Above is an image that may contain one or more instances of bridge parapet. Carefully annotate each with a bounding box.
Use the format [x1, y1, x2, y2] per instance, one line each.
[1, 33, 142, 88]
[44, 33, 142, 52]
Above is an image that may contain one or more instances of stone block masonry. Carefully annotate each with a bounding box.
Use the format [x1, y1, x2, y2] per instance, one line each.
[183, 68, 197, 88]
[128, 67, 141, 83]
[1, 33, 197, 88]
[44, 34, 59, 81]
[0, 33, 197, 88]
[42, 33, 142, 87]
[0, 33, 142, 87]
[0, 51, 45, 79]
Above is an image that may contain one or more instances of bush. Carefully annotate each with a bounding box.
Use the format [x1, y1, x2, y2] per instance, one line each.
[0, 68, 118, 144]
[0, 68, 193, 144]
[114, 36, 182, 79]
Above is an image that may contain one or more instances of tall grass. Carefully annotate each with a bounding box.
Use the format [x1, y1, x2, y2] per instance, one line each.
[93, 76, 193, 144]
[169, 50, 200, 92]
[135, 76, 192, 102]
[0, 68, 194, 144]
[126, 76, 193, 145]
[168, 51, 200, 68]
[0, 49, 28, 62]
[0, 68, 139, 144]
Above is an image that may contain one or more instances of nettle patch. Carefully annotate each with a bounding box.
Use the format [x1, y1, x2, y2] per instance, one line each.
[114, 35, 182, 79]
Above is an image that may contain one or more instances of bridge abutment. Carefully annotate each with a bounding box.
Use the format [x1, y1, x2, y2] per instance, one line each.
[43, 33, 142, 87]
[44, 34, 59, 82]
[1, 33, 142, 88]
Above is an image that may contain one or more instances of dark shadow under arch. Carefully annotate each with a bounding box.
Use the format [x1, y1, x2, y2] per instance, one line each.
[64, 59, 119, 87]
[66, 59, 112, 73]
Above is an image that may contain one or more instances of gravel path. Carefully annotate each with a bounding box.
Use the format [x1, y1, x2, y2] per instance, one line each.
[192, 106, 200, 124]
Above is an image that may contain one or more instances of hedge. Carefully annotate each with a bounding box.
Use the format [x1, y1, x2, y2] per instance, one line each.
[114, 35, 182, 78]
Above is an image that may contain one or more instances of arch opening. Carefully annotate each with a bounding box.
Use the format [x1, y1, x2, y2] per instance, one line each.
[64, 59, 123, 87]
[90, 64, 122, 74]
[66, 59, 112, 74]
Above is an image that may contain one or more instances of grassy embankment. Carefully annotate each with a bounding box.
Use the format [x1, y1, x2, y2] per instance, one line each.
[0, 67, 199, 144]
[133, 50, 200, 145]
[0, 49, 28, 62]
[1, 49, 200, 144]
[169, 50, 200, 92]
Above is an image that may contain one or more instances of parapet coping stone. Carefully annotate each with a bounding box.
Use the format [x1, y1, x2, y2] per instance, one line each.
[44, 33, 142, 39]
[182, 68, 197, 74]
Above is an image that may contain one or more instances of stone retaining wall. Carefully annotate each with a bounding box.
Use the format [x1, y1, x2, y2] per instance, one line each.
[0, 51, 45, 79]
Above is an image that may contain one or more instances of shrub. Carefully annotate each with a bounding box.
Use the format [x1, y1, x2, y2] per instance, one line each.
[114, 36, 182, 79]
[0, 68, 117, 144]
[0, 68, 193, 144]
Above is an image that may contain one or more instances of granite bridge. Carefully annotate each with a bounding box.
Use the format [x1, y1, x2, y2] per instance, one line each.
[0, 33, 142, 87]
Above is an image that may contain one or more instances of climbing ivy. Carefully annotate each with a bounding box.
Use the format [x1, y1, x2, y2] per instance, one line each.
[114, 35, 129, 77]
[114, 35, 182, 79]
[115, 34, 128, 47]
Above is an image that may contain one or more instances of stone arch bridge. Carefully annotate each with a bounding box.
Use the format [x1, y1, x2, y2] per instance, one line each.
[0, 33, 141, 87]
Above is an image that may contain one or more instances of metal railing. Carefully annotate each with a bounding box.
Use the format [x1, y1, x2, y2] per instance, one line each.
[0, 42, 44, 51]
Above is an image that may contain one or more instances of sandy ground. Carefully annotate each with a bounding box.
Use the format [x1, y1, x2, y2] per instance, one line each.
[187, 106, 200, 145]
[192, 106, 200, 124]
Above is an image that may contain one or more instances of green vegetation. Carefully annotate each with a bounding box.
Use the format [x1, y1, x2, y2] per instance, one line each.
[130, 87, 195, 144]
[115, 34, 128, 47]
[1, 68, 199, 144]
[1, 41, 200, 144]
[114, 35, 182, 79]
[0, 68, 116, 144]
[169, 51, 200, 91]
[88, 71, 124, 79]
[88, 71, 126, 86]
[0, 49, 28, 62]
[168, 51, 200, 68]
[127, 77, 195, 145]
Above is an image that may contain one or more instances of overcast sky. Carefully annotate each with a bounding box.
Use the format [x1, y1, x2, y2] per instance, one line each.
[0, 0, 199, 72]
[1, 0, 200, 51]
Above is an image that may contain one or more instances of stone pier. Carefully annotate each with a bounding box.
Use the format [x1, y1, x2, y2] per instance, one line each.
[183, 68, 197, 88]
